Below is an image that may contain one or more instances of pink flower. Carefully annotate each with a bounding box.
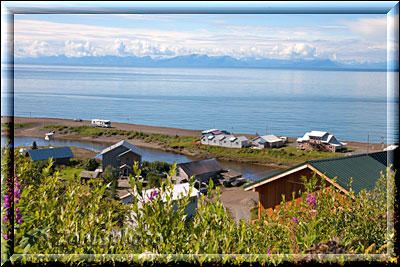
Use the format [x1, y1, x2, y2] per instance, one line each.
[4, 234, 9, 240]
[149, 189, 158, 201]
[306, 194, 317, 208]
[290, 217, 299, 224]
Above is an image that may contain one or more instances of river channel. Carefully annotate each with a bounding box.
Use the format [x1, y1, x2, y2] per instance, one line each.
[2, 136, 281, 181]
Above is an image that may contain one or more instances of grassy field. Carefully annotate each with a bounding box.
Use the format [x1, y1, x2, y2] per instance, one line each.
[57, 167, 86, 180]
[1, 122, 29, 131]
[44, 125, 352, 165]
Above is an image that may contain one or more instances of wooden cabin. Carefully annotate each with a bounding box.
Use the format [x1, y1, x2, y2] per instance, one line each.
[244, 151, 390, 219]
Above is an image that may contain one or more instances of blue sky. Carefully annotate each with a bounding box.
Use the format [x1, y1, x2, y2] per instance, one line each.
[5, 3, 395, 64]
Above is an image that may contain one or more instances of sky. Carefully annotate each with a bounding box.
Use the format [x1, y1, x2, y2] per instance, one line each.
[4, 3, 395, 64]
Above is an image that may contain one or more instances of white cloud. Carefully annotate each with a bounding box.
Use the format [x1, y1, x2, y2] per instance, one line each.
[14, 40, 57, 58]
[12, 15, 388, 63]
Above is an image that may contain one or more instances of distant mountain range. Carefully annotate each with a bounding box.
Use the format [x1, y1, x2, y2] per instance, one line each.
[12, 54, 395, 71]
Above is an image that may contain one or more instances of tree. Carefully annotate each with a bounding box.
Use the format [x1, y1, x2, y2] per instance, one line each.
[101, 166, 119, 199]
[83, 158, 100, 171]
[32, 141, 37, 150]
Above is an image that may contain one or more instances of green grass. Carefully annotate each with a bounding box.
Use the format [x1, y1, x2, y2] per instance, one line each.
[57, 167, 85, 180]
[1, 122, 29, 130]
[43, 125, 346, 165]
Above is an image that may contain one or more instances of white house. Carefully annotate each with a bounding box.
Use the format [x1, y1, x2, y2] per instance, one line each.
[200, 129, 248, 148]
[297, 131, 346, 152]
[119, 183, 200, 218]
[252, 134, 284, 148]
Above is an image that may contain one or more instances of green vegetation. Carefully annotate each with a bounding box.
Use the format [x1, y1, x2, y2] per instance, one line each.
[1, 144, 397, 265]
[1, 122, 28, 131]
[58, 167, 86, 180]
[141, 160, 173, 188]
[44, 125, 349, 165]
[31, 141, 38, 150]
[83, 158, 100, 171]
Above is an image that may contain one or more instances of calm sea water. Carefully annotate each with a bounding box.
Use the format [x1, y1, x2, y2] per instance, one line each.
[3, 64, 399, 144]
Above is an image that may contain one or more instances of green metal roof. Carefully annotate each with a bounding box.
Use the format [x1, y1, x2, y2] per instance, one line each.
[308, 153, 387, 194]
[244, 151, 389, 194]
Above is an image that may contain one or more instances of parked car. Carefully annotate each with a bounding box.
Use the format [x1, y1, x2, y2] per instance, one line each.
[73, 118, 82, 122]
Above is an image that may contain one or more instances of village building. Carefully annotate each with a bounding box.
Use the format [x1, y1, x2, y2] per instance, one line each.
[244, 151, 390, 219]
[119, 183, 200, 218]
[99, 140, 143, 177]
[80, 169, 102, 183]
[252, 134, 284, 148]
[26, 146, 74, 165]
[296, 131, 346, 152]
[200, 129, 249, 148]
[172, 158, 224, 184]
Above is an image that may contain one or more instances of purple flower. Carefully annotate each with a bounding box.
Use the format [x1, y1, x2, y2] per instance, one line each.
[4, 234, 9, 240]
[3, 216, 8, 222]
[18, 219, 22, 224]
[290, 217, 299, 225]
[149, 189, 158, 201]
[16, 208, 20, 212]
[268, 248, 271, 256]
[306, 194, 317, 208]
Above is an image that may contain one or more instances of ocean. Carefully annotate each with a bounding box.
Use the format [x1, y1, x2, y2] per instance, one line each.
[3, 64, 398, 144]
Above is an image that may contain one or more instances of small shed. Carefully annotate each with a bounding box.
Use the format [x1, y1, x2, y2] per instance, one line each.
[252, 134, 284, 148]
[80, 169, 102, 183]
[26, 146, 74, 165]
[173, 158, 224, 184]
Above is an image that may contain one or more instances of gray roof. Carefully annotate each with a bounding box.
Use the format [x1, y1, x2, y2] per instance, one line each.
[178, 158, 223, 177]
[253, 134, 281, 143]
[236, 136, 248, 142]
[80, 170, 101, 179]
[27, 147, 74, 161]
[99, 140, 143, 156]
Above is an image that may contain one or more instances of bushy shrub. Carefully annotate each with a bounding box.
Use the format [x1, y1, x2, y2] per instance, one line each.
[83, 158, 100, 171]
[1, 145, 397, 265]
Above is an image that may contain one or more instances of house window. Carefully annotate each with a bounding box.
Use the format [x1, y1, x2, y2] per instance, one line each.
[224, 141, 226, 143]
[236, 142, 239, 145]
[329, 145, 333, 149]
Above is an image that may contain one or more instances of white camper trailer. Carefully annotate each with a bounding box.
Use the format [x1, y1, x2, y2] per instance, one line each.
[91, 119, 111, 128]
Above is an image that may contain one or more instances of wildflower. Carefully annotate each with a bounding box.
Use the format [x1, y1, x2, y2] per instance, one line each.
[18, 219, 22, 224]
[3, 216, 8, 222]
[306, 194, 317, 208]
[4, 234, 9, 240]
[268, 248, 271, 256]
[149, 189, 158, 201]
[290, 217, 299, 225]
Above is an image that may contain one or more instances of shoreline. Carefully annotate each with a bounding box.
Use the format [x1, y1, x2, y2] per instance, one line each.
[2, 116, 386, 169]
